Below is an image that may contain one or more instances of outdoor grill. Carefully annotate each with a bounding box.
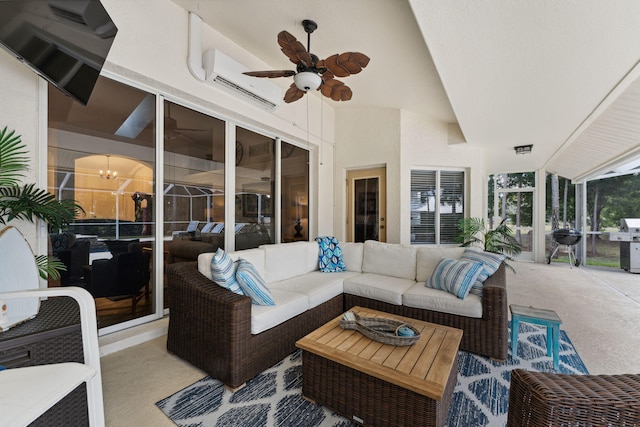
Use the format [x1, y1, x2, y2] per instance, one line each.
[547, 228, 582, 267]
[609, 218, 640, 273]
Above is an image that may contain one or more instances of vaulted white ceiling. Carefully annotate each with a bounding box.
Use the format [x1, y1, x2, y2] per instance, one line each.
[171, 0, 640, 181]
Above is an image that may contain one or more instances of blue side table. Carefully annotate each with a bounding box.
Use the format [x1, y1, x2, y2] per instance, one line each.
[510, 304, 562, 370]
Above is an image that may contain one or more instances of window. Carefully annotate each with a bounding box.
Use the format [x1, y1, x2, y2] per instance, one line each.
[410, 170, 465, 244]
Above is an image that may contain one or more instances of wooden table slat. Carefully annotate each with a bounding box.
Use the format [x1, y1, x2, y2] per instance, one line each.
[296, 307, 463, 400]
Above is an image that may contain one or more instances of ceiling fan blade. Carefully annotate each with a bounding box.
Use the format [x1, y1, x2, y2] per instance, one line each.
[321, 52, 370, 78]
[243, 70, 296, 78]
[284, 83, 306, 103]
[320, 78, 352, 102]
[278, 31, 313, 67]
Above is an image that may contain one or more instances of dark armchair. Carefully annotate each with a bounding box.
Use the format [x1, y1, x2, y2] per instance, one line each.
[508, 369, 640, 426]
[83, 242, 150, 313]
[49, 232, 90, 286]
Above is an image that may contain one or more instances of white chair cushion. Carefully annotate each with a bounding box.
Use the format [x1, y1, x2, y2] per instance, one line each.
[250, 289, 309, 334]
[416, 247, 465, 282]
[362, 240, 417, 280]
[341, 242, 364, 272]
[402, 282, 483, 318]
[343, 273, 416, 305]
[261, 242, 318, 283]
[269, 271, 359, 308]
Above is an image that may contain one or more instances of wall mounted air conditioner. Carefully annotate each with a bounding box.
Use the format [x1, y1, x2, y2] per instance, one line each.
[203, 49, 281, 111]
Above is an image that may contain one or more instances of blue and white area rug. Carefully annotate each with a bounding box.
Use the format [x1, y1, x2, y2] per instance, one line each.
[157, 323, 589, 427]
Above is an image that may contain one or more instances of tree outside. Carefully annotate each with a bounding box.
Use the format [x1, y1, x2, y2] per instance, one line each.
[545, 172, 640, 267]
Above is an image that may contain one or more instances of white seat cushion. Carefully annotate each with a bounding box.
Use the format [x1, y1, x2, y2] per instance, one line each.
[340, 242, 364, 272]
[416, 247, 466, 282]
[362, 240, 417, 280]
[402, 282, 483, 318]
[261, 242, 318, 283]
[270, 271, 359, 308]
[250, 289, 309, 334]
[343, 273, 416, 305]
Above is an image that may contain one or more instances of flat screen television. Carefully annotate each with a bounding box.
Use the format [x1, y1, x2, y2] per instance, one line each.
[0, 0, 117, 105]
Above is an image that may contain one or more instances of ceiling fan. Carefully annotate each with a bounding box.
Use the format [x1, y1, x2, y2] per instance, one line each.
[243, 19, 370, 104]
[164, 104, 207, 140]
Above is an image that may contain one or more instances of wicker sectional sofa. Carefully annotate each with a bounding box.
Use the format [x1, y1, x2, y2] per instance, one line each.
[166, 240, 508, 389]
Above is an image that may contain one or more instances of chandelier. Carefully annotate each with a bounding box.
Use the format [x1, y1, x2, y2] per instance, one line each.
[100, 155, 117, 180]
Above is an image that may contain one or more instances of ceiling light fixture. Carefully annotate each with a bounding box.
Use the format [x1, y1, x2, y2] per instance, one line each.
[100, 155, 117, 179]
[294, 71, 322, 91]
[514, 144, 533, 155]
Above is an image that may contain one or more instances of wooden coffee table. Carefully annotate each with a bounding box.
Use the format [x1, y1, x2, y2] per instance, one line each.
[296, 306, 462, 427]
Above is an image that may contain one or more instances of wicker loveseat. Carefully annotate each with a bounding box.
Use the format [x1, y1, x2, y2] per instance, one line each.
[167, 240, 508, 389]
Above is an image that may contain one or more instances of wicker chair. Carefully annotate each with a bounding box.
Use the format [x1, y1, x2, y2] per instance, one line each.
[508, 369, 640, 426]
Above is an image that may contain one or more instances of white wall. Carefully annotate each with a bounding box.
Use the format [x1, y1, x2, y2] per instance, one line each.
[0, 49, 44, 248]
[334, 107, 488, 245]
[334, 108, 401, 242]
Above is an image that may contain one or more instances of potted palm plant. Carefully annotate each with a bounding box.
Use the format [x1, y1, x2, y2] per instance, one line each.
[456, 217, 522, 272]
[0, 126, 82, 279]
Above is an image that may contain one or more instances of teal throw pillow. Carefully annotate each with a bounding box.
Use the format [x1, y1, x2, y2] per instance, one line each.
[235, 258, 275, 306]
[315, 236, 347, 272]
[460, 248, 505, 297]
[426, 257, 484, 299]
[210, 248, 243, 295]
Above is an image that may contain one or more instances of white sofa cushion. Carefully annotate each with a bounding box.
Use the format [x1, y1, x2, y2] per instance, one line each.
[250, 289, 309, 334]
[403, 282, 483, 318]
[198, 248, 267, 281]
[270, 271, 359, 308]
[341, 242, 364, 272]
[343, 273, 416, 305]
[362, 240, 417, 280]
[261, 242, 318, 283]
[416, 247, 465, 282]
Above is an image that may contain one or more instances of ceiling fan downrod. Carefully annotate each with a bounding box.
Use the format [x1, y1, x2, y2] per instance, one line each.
[302, 19, 317, 62]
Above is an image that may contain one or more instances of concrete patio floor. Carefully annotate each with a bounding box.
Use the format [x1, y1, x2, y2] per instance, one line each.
[100, 261, 640, 427]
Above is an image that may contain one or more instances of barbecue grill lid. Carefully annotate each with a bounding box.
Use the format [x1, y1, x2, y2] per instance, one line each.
[620, 218, 640, 233]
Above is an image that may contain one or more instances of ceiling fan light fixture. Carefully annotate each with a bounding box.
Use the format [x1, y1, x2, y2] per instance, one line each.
[294, 71, 322, 91]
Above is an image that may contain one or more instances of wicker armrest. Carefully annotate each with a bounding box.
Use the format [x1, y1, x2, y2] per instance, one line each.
[166, 262, 253, 373]
[508, 369, 640, 426]
[481, 263, 507, 320]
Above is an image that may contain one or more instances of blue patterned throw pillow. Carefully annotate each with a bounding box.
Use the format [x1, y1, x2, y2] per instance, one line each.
[315, 236, 347, 272]
[210, 248, 243, 295]
[461, 248, 505, 297]
[426, 257, 484, 299]
[235, 258, 275, 306]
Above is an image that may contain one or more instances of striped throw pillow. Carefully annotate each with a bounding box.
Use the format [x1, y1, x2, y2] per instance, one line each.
[461, 248, 505, 297]
[210, 248, 243, 295]
[426, 257, 484, 299]
[235, 258, 275, 306]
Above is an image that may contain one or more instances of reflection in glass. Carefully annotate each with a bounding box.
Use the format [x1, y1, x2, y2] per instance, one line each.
[354, 178, 379, 242]
[235, 127, 275, 249]
[163, 101, 225, 239]
[48, 76, 156, 328]
[281, 142, 309, 242]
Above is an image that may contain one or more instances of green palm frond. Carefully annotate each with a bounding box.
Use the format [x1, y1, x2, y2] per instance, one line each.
[1, 126, 83, 279]
[0, 183, 81, 228]
[0, 126, 29, 187]
[35, 255, 67, 280]
[457, 217, 522, 272]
